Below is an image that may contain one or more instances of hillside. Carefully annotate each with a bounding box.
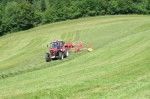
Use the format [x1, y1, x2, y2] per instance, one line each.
[0, 15, 150, 99]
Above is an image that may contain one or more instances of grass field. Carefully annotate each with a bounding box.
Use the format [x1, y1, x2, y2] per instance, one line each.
[0, 15, 150, 99]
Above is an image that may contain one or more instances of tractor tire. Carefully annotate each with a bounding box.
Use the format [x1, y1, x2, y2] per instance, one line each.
[45, 53, 51, 62]
[65, 47, 69, 58]
[59, 52, 63, 60]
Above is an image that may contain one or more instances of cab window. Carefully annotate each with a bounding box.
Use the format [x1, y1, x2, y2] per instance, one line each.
[58, 41, 63, 46]
[51, 43, 57, 48]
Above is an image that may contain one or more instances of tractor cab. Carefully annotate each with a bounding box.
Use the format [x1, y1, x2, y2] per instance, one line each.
[49, 40, 66, 58]
[50, 40, 65, 49]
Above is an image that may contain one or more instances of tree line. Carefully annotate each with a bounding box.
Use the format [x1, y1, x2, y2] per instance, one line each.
[0, 0, 150, 36]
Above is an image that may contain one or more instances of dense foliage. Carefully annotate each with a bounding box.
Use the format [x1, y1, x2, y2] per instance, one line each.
[0, 0, 150, 36]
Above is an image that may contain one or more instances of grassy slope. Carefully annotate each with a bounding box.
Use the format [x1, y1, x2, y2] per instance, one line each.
[0, 15, 150, 99]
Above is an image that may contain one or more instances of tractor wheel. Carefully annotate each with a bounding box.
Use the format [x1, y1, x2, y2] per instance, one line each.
[45, 53, 51, 62]
[59, 52, 63, 60]
[65, 47, 69, 58]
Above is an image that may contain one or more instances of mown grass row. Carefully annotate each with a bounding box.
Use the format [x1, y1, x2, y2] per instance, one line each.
[0, 51, 87, 79]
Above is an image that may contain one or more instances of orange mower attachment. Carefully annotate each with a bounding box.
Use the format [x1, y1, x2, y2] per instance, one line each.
[70, 41, 93, 52]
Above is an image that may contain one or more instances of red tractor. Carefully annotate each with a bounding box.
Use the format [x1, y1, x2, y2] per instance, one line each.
[45, 40, 75, 62]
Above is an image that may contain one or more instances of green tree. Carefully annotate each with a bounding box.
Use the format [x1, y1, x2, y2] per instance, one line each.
[147, 0, 150, 13]
[26, 0, 33, 4]
[17, 1, 37, 30]
[0, 4, 3, 35]
[4, 1, 20, 32]
[117, 0, 134, 14]
[44, 6, 57, 23]
[67, 3, 82, 19]
[132, 1, 148, 14]
[41, 0, 46, 12]
[107, 0, 119, 14]
[94, 0, 108, 15]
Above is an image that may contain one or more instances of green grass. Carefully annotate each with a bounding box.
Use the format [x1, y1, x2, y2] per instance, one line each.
[0, 15, 150, 99]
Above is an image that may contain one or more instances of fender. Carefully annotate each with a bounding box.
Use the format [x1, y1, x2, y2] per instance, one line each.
[61, 46, 65, 52]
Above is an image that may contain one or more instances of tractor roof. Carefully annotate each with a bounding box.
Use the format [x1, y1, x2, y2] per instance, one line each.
[50, 40, 63, 43]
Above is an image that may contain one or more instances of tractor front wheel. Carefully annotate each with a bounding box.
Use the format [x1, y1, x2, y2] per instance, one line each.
[45, 53, 51, 62]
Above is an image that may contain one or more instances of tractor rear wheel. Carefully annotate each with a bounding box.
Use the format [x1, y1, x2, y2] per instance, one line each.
[45, 53, 51, 62]
[65, 47, 69, 58]
[59, 52, 63, 60]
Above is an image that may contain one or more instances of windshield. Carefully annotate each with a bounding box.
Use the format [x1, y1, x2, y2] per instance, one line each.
[51, 43, 57, 48]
